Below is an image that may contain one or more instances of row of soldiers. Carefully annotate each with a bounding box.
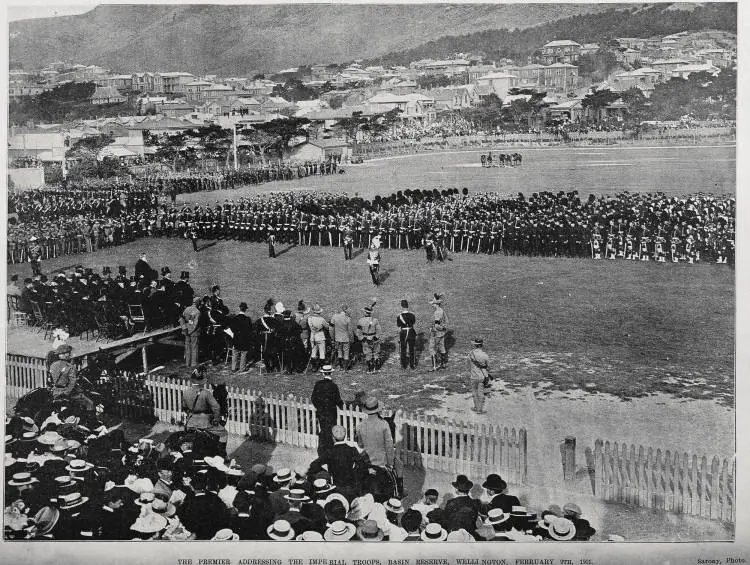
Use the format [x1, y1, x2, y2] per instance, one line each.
[8, 182, 735, 267]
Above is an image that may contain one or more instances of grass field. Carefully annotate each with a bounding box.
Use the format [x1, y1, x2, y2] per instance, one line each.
[6, 144, 736, 462]
[10, 236, 734, 412]
[176, 143, 736, 203]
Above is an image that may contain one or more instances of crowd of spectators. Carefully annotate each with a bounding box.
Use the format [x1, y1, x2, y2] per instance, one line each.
[5, 396, 602, 542]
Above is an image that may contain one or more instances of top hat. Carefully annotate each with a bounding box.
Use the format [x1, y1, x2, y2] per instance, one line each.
[161, 266, 171, 276]
[180, 271, 190, 279]
[297, 300, 309, 314]
[452, 474, 473, 492]
[118, 266, 127, 275]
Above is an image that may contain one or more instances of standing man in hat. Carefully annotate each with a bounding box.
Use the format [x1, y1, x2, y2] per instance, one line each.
[188, 222, 199, 252]
[267, 226, 277, 258]
[428, 294, 448, 371]
[366, 236, 382, 286]
[311, 365, 344, 457]
[356, 397, 395, 472]
[180, 297, 202, 368]
[396, 300, 417, 370]
[356, 303, 381, 373]
[307, 304, 329, 373]
[329, 305, 353, 370]
[229, 302, 254, 373]
[468, 338, 490, 414]
[294, 301, 311, 360]
[182, 367, 221, 431]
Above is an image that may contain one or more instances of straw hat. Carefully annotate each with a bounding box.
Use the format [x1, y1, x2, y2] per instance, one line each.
[37, 430, 63, 445]
[58, 492, 89, 510]
[212, 528, 239, 541]
[356, 519, 384, 542]
[297, 530, 324, 541]
[273, 468, 293, 483]
[130, 511, 168, 534]
[267, 520, 295, 541]
[447, 528, 475, 542]
[8, 472, 38, 487]
[486, 508, 510, 526]
[322, 493, 349, 514]
[32, 506, 60, 537]
[420, 522, 447, 542]
[313, 478, 335, 496]
[323, 520, 356, 541]
[384, 498, 404, 514]
[65, 459, 94, 473]
[547, 517, 576, 541]
[284, 489, 311, 503]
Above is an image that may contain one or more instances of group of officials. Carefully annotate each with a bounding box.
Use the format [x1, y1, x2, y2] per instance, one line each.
[179, 291, 453, 377]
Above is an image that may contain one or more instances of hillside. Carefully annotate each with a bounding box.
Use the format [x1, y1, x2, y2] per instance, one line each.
[369, 3, 737, 66]
[9, 4, 622, 74]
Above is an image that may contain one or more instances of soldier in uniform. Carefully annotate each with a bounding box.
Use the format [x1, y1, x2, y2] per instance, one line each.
[28, 236, 42, 276]
[267, 226, 276, 259]
[188, 222, 199, 252]
[428, 294, 448, 372]
[307, 304, 330, 373]
[257, 299, 280, 373]
[367, 235, 382, 287]
[356, 303, 381, 374]
[396, 300, 417, 370]
[343, 223, 354, 261]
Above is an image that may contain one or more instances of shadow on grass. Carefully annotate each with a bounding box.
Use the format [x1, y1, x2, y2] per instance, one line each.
[197, 241, 218, 252]
[274, 243, 297, 258]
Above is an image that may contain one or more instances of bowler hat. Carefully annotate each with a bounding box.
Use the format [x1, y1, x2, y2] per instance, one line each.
[451, 474, 473, 492]
[482, 473, 507, 492]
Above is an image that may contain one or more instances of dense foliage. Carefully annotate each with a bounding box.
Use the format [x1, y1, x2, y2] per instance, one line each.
[367, 4, 736, 67]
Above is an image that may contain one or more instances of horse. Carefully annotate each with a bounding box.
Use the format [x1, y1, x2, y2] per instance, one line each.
[512, 153, 523, 166]
[480, 154, 487, 168]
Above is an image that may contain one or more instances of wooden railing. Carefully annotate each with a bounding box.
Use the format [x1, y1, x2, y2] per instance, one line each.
[5, 354, 47, 402]
[144, 376, 528, 482]
[593, 440, 735, 524]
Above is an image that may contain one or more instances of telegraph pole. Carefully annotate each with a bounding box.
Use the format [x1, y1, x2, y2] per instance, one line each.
[233, 121, 238, 171]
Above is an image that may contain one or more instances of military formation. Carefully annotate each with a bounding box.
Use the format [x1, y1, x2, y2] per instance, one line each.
[8, 171, 735, 270]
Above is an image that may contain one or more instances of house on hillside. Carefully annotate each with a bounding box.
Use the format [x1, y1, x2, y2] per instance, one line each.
[541, 40, 582, 65]
[610, 67, 661, 97]
[431, 87, 473, 111]
[286, 138, 352, 162]
[185, 80, 213, 102]
[475, 72, 519, 101]
[90, 86, 126, 105]
[367, 92, 435, 122]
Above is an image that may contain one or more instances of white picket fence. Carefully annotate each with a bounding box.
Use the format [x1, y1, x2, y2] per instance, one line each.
[145, 375, 528, 483]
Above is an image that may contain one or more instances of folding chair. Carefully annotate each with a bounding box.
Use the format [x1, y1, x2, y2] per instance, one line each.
[8, 295, 29, 326]
[128, 304, 147, 333]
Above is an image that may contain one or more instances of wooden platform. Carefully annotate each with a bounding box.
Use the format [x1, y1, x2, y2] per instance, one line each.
[5, 323, 182, 370]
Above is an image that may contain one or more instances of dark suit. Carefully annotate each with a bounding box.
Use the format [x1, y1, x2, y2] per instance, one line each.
[274, 508, 312, 532]
[444, 494, 480, 535]
[178, 491, 231, 540]
[309, 442, 364, 500]
[311, 378, 343, 455]
[485, 493, 521, 514]
[134, 259, 156, 282]
[570, 516, 596, 541]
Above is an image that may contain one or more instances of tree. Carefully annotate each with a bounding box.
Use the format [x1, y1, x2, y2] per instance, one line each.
[65, 134, 116, 160]
[619, 87, 650, 127]
[582, 88, 621, 122]
[252, 73, 265, 80]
